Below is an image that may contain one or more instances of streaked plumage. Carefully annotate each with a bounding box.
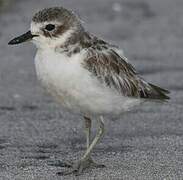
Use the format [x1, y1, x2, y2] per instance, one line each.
[82, 34, 169, 100]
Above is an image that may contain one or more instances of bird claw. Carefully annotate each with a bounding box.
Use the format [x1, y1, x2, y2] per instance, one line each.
[56, 158, 105, 176]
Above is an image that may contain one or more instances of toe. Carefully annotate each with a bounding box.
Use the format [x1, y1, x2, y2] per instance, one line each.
[56, 158, 106, 176]
[93, 163, 106, 168]
[47, 160, 72, 168]
[88, 158, 106, 168]
[57, 169, 76, 176]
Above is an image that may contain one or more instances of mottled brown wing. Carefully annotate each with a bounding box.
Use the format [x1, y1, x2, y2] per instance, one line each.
[83, 47, 170, 100]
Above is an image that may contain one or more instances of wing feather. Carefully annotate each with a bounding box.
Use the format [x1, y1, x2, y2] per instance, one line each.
[83, 45, 169, 100]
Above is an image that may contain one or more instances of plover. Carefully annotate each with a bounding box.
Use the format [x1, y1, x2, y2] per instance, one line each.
[8, 7, 170, 175]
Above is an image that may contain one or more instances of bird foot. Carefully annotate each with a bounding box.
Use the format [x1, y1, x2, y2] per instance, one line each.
[56, 158, 105, 176]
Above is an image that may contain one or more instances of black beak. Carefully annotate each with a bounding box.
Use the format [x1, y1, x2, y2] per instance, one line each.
[8, 31, 38, 45]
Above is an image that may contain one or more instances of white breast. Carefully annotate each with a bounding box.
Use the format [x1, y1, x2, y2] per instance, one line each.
[35, 49, 141, 115]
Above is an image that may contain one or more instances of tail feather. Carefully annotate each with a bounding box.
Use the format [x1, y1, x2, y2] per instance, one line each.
[140, 83, 170, 100]
[149, 83, 170, 94]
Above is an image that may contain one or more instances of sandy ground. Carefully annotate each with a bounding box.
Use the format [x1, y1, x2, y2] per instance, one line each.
[0, 0, 183, 179]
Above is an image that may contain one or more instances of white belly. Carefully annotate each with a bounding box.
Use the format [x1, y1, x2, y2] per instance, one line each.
[35, 49, 141, 115]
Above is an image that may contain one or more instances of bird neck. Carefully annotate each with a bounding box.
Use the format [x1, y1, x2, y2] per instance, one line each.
[55, 30, 92, 57]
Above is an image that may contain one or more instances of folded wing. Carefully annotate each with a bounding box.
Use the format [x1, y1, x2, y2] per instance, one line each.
[83, 46, 170, 100]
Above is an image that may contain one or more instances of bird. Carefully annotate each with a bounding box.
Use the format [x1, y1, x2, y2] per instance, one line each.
[8, 7, 170, 176]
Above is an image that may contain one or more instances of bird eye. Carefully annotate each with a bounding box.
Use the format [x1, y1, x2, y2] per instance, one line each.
[45, 24, 55, 31]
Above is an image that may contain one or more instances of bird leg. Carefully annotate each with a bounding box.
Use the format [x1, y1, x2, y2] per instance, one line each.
[84, 116, 91, 149]
[47, 117, 91, 169]
[57, 116, 105, 176]
[81, 116, 105, 161]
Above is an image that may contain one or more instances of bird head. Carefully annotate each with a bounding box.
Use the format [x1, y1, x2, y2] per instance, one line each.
[8, 7, 83, 49]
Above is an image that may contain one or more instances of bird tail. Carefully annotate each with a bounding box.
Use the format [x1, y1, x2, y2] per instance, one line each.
[146, 83, 170, 100]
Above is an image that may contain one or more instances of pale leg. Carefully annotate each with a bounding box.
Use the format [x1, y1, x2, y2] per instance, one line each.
[81, 116, 105, 161]
[58, 116, 105, 176]
[84, 116, 91, 149]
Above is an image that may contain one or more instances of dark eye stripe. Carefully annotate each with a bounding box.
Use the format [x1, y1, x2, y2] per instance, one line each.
[45, 24, 55, 31]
